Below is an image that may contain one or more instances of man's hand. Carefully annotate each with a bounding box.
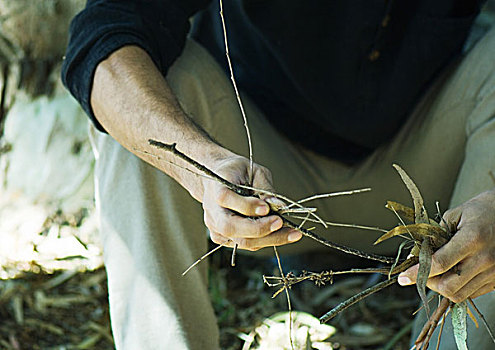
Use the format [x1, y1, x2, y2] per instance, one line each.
[398, 189, 495, 302]
[202, 156, 302, 251]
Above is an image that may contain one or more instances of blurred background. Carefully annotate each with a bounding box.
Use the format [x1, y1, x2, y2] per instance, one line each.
[0, 1, 494, 349]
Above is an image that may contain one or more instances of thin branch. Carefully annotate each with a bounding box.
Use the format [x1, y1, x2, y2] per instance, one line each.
[149, 140, 395, 263]
[413, 297, 451, 349]
[182, 241, 231, 276]
[149, 140, 251, 196]
[219, 0, 253, 184]
[287, 215, 388, 233]
[288, 188, 371, 207]
[319, 275, 399, 323]
[318, 257, 418, 323]
[281, 216, 395, 263]
[468, 298, 495, 345]
[236, 184, 329, 229]
[273, 246, 294, 350]
[264, 258, 418, 289]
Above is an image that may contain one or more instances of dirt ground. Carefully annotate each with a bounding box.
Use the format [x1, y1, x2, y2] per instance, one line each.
[0, 213, 421, 350]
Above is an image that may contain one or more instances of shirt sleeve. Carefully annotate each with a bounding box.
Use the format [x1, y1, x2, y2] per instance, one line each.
[61, 0, 211, 132]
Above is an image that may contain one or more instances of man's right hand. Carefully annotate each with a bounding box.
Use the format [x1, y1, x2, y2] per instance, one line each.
[202, 155, 302, 251]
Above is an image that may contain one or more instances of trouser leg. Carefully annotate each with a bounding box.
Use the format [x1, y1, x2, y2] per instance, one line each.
[407, 28, 495, 349]
[93, 25, 495, 348]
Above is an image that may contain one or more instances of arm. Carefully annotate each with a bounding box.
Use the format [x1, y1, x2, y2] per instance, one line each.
[90, 45, 302, 250]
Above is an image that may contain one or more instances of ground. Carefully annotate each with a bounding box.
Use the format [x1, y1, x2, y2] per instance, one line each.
[0, 199, 420, 350]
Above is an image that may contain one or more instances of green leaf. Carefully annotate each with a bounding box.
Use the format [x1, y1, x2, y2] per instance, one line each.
[452, 301, 468, 350]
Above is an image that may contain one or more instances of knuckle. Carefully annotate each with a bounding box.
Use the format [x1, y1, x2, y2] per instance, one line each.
[218, 221, 233, 236]
[438, 280, 456, 298]
[210, 232, 222, 245]
[431, 254, 450, 272]
[480, 250, 495, 266]
[259, 165, 273, 181]
[203, 212, 213, 230]
[469, 227, 486, 245]
[450, 294, 463, 303]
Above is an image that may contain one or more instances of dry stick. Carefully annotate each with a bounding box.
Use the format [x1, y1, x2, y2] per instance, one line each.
[237, 185, 329, 229]
[219, 0, 254, 265]
[264, 257, 418, 288]
[319, 257, 418, 324]
[320, 275, 398, 324]
[435, 312, 447, 350]
[149, 140, 251, 196]
[149, 140, 395, 263]
[147, 140, 327, 227]
[273, 246, 295, 350]
[468, 298, 495, 344]
[287, 215, 388, 233]
[182, 241, 230, 276]
[288, 188, 371, 207]
[281, 216, 395, 263]
[413, 297, 451, 349]
[218, 0, 253, 182]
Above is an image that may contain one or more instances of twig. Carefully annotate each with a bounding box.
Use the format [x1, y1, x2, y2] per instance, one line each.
[218, 0, 253, 184]
[264, 257, 418, 289]
[149, 140, 251, 196]
[319, 275, 399, 323]
[281, 216, 395, 263]
[272, 246, 294, 350]
[287, 215, 387, 233]
[149, 140, 395, 263]
[288, 188, 371, 207]
[435, 312, 447, 350]
[236, 184, 329, 228]
[182, 241, 230, 276]
[468, 298, 495, 345]
[230, 245, 238, 267]
[413, 297, 451, 349]
[319, 257, 418, 323]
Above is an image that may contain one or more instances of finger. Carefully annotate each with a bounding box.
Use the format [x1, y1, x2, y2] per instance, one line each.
[209, 231, 232, 246]
[471, 282, 495, 299]
[399, 227, 474, 285]
[252, 165, 274, 192]
[214, 185, 271, 216]
[423, 252, 495, 297]
[441, 206, 462, 233]
[232, 228, 303, 251]
[204, 208, 283, 238]
[439, 266, 495, 303]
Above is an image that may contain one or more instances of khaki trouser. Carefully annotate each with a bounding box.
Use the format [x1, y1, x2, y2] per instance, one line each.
[90, 27, 495, 349]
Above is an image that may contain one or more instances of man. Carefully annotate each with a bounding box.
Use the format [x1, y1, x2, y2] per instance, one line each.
[62, 0, 495, 348]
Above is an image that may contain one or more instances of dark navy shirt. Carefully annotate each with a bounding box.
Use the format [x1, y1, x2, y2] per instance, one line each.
[62, 0, 484, 162]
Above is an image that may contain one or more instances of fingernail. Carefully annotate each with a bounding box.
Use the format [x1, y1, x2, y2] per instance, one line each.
[270, 218, 283, 231]
[398, 276, 412, 286]
[255, 205, 269, 216]
[288, 231, 302, 242]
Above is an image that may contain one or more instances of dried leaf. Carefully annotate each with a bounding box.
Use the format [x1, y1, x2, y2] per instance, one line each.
[385, 201, 415, 222]
[393, 164, 429, 224]
[452, 301, 468, 350]
[374, 223, 448, 248]
[467, 305, 479, 329]
[417, 237, 433, 319]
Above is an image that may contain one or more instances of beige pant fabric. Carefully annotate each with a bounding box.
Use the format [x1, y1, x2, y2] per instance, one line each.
[90, 27, 495, 349]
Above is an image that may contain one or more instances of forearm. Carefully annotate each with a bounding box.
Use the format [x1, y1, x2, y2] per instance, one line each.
[90, 45, 234, 201]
